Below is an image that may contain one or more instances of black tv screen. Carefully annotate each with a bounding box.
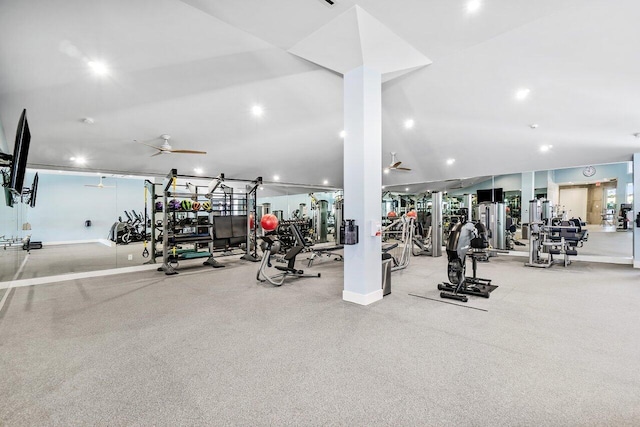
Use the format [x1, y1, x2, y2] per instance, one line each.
[9, 109, 30, 195]
[29, 172, 38, 208]
[477, 188, 504, 203]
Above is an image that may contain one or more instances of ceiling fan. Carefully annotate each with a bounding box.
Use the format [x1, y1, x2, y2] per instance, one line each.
[387, 152, 412, 171]
[135, 134, 207, 157]
[85, 176, 115, 189]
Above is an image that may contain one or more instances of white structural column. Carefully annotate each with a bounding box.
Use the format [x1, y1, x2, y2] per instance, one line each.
[342, 66, 383, 304]
[633, 153, 640, 268]
[288, 5, 431, 304]
[521, 172, 535, 224]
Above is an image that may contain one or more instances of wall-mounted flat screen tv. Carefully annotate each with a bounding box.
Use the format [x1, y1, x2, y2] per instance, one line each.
[9, 109, 30, 196]
[477, 188, 504, 203]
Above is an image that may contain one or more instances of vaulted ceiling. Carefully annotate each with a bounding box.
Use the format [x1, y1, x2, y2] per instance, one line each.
[1, 0, 639, 191]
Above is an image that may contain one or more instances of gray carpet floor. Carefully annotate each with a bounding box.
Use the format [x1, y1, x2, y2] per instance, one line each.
[0, 242, 149, 282]
[1, 252, 639, 426]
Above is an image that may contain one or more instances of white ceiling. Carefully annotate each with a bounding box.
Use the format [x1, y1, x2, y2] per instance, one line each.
[1, 0, 639, 191]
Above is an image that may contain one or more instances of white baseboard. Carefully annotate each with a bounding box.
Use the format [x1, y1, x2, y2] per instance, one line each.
[43, 239, 109, 246]
[0, 263, 160, 290]
[343, 289, 383, 306]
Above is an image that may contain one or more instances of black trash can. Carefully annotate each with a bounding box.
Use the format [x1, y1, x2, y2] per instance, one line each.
[382, 255, 392, 296]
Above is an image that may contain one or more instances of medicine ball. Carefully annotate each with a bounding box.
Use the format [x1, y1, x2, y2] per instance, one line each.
[387, 211, 397, 219]
[260, 214, 279, 232]
[169, 199, 181, 210]
[155, 201, 163, 212]
[181, 199, 192, 211]
[406, 211, 417, 219]
[191, 201, 201, 211]
[202, 201, 212, 211]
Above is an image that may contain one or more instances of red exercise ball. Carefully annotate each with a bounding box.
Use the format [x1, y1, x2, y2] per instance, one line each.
[387, 211, 398, 219]
[260, 214, 279, 232]
[406, 211, 418, 219]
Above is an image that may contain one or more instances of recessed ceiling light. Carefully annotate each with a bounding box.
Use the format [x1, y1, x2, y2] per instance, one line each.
[75, 156, 87, 165]
[87, 61, 108, 76]
[515, 88, 531, 101]
[323, 179, 329, 185]
[273, 175, 280, 181]
[466, 0, 481, 13]
[530, 123, 539, 129]
[339, 130, 346, 138]
[194, 167, 203, 174]
[259, 186, 264, 190]
[382, 186, 386, 189]
[384, 168, 390, 174]
[69, 156, 76, 161]
[83, 117, 94, 124]
[405, 187, 409, 191]
[404, 119, 415, 129]
[251, 105, 264, 117]
[446, 158, 456, 165]
[540, 144, 553, 152]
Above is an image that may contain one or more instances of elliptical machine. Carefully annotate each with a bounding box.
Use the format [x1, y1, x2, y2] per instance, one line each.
[437, 221, 496, 302]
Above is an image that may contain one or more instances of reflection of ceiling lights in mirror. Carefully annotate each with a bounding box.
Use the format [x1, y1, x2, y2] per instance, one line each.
[193, 167, 203, 174]
[404, 119, 415, 129]
[323, 179, 328, 185]
[446, 158, 455, 165]
[540, 144, 553, 152]
[339, 130, 346, 138]
[273, 175, 280, 181]
[530, 123, 539, 129]
[384, 168, 390, 174]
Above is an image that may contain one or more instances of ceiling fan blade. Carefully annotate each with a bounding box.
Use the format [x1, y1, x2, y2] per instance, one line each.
[390, 161, 402, 168]
[84, 184, 101, 187]
[135, 140, 164, 150]
[169, 149, 207, 154]
[150, 151, 164, 157]
[396, 167, 412, 171]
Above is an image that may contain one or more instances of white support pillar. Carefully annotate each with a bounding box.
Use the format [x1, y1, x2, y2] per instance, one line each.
[521, 172, 535, 225]
[342, 66, 383, 305]
[632, 154, 640, 268]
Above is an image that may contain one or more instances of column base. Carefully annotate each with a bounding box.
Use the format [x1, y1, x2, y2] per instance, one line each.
[343, 289, 383, 306]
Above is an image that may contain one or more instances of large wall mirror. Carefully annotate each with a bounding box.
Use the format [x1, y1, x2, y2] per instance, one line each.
[0, 170, 344, 284]
[381, 161, 633, 262]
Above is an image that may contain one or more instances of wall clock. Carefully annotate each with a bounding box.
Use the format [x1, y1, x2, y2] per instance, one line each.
[583, 166, 596, 177]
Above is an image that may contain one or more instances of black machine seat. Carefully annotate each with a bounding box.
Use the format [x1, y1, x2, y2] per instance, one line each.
[274, 246, 305, 272]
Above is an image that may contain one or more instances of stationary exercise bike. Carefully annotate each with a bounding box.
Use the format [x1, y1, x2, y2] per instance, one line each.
[437, 221, 496, 302]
